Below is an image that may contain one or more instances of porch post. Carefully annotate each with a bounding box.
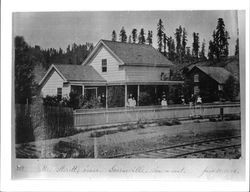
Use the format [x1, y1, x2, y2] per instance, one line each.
[105, 85, 108, 109]
[125, 84, 127, 107]
[82, 85, 84, 96]
[137, 84, 140, 106]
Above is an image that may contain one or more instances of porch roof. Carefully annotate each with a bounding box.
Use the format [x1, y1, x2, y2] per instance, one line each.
[107, 80, 184, 86]
[68, 80, 184, 86]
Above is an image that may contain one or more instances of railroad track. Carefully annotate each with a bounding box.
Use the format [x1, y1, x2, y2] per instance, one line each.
[109, 136, 241, 159]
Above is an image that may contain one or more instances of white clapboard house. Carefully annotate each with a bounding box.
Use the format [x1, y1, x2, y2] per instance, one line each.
[39, 40, 183, 108]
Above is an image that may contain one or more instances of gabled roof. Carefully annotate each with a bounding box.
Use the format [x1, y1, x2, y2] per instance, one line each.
[83, 39, 173, 67]
[39, 64, 106, 86]
[192, 66, 232, 84]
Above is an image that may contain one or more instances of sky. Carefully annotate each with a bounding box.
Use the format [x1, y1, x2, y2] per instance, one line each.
[13, 10, 239, 56]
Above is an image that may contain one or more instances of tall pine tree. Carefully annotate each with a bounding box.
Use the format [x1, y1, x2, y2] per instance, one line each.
[199, 39, 206, 60]
[167, 36, 176, 61]
[15, 36, 36, 104]
[157, 19, 164, 52]
[208, 18, 230, 61]
[112, 30, 117, 41]
[132, 28, 137, 43]
[175, 26, 182, 61]
[192, 32, 200, 58]
[181, 27, 187, 59]
[163, 33, 167, 56]
[119, 27, 127, 42]
[147, 30, 153, 45]
[138, 28, 146, 44]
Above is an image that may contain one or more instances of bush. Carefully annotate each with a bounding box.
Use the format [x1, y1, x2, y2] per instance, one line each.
[81, 97, 101, 109]
[139, 92, 153, 106]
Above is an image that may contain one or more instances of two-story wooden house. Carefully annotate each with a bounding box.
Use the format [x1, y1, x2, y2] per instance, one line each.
[39, 39, 183, 108]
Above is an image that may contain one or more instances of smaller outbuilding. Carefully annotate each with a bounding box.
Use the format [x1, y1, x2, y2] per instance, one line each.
[185, 66, 233, 102]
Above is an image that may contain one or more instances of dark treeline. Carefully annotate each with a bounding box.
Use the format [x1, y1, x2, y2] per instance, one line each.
[111, 18, 237, 64]
[35, 42, 94, 69]
[15, 36, 94, 104]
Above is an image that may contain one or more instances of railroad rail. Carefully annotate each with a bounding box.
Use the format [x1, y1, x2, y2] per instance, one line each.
[109, 136, 241, 159]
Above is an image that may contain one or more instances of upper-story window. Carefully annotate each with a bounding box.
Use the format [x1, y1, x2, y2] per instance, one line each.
[194, 74, 199, 82]
[102, 59, 107, 72]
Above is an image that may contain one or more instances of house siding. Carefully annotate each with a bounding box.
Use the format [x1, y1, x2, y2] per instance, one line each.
[41, 69, 70, 97]
[87, 46, 126, 82]
[186, 68, 221, 102]
[125, 66, 170, 82]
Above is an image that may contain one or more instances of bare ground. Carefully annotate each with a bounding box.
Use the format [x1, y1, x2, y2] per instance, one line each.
[16, 120, 241, 158]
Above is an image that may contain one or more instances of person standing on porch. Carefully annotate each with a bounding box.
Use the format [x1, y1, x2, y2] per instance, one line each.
[131, 97, 136, 107]
[161, 97, 167, 106]
[127, 94, 133, 107]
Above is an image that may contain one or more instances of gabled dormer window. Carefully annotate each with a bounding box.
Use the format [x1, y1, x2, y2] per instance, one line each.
[102, 59, 107, 72]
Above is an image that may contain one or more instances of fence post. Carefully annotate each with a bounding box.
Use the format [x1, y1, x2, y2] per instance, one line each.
[220, 107, 224, 120]
[94, 137, 98, 158]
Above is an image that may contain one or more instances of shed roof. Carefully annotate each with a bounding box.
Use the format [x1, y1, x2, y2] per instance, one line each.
[53, 64, 106, 82]
[39, 64, 106, 86]
[194, 66, 232, 84]
[83, 39, 173, 67]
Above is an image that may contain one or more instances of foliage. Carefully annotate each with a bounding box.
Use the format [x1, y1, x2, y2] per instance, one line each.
[138, 28, 146, 44]
[81, 97, 101, 109]
[42, 42, 93, 69]
[175, 26, 183, 61]
[223, 75, 240, 101]
[15, 101, 75, 144]
[42, 92, 81, 109]
[119, 26, 127, 42]
[192, 32, 200, 58]
[15, 36, 37, 104]
[132, 28, 137, 43]
[15, 104, 34, 143]
[167, 36, 176, 61]
[157, 19, 165, 52]
[147, 30, 153, 45]
[199, 39, 206, 60]
[163, 33, 167, 56]
[112, 30, 117, 41]
[181, 28, 187, 59]
[235, 37, 239, 56]
[208, 18, 230, 61]
[139, 91, 153, 106]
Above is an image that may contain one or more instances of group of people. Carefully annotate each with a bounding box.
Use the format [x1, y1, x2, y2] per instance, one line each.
[127, 92, 169, 107]
[189, 94, 202, 107]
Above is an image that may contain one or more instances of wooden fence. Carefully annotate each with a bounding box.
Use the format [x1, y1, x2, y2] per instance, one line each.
[74, 102, 241, 128]
[15, 104, 74, 144]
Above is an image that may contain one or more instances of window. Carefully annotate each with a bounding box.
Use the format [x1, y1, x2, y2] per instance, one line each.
[102, 59, 107, 72]
[57, 87, 62, 99]
[194, 86, 200, 94]
[194, 74, 199, 82]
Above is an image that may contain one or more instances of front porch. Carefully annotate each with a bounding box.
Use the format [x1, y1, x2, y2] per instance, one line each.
[68, 80, 184, 109]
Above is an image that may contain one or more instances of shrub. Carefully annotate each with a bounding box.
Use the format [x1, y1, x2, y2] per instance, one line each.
[139, 92, 152, 106]
[81, 97, 101, 109]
